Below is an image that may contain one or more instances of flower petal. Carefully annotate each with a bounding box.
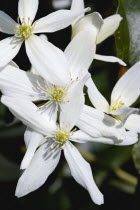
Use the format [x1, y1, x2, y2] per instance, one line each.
[71, 130, 138, 146]
[0, 65, 39, 99]
[86, 77, 109, 112]
[18, 0, 39, 23]
[95, 54, 126, 66]
[0, 37, 22, 67]
[64, 141, 104, 205]
[72, 12, 103, 39]
[21, 129, 45, 170]
[1, 96, 56, 136]
[124, 114, 140, 133]
[65, 31, 96, 80]
[111, 61, 140, 107]
[77, 105, 126, 140]
[25, 35, 70, 86]
[33, 8, 89, 33]
[60, 73, 90, 131]
[15, 141, 61, 197]
[96, 14, 122, 44]
[0, 11, 18, 34]
[71, 0, 85, 25]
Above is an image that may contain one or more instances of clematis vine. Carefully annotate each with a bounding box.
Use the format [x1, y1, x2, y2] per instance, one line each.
[71, 0, 126, 66]
[85, 61, 140, 135]
[0, 0, 89, 85]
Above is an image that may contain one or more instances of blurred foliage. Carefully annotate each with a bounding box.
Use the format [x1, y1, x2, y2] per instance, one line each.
[0, 0, 140, 210]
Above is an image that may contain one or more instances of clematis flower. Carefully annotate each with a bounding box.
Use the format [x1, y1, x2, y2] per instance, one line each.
[0, 30, 95, 121]
[71, 0, 126, 66]
[85, 61, 140, 134]
[1, 93, 138, 203]
[0, 0, 89, 85]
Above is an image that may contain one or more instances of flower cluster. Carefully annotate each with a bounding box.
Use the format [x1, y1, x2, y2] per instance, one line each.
[0, 0, 140, 206]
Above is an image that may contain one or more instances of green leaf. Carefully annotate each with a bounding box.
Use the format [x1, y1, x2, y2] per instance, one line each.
[115, 0, 130, 63]
[116, 0, 140, 65]
[109, 179, 136, 194]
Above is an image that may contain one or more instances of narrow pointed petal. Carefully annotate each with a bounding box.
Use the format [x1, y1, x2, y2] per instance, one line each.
[95, 54, 126, 66]
[65, 31, 96, 80]
[124, 114, 140, 133]
[77, 105, 126, 140]
[18, 0, 39, 23]
[71, 0, 85, 24]
[64, 142, 104, 205]
[111, 61, 140, 107]
[0, 65, 39, 99]
[25, 35, 70, 86]
[21, 130, 45, 170]
[0, 37, 22, 67]
[96, 14, 122, 44]
[60, 73, 90, 131]
[86, 78, 109, 112]
[72, 12, 103, 39]
[71, 130, 137, 145]
[1, 96, 56, 136]
[0, 11, 18, 34]
[16, 142, 61, 197]
[33, 8, 89, 33]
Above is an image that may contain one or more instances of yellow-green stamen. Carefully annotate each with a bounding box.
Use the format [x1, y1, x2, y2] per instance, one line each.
[51, 88, 67, 102]
[55, 130, 70, 144]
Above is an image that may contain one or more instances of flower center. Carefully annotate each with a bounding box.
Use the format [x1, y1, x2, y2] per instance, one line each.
[51, 87, 67, 102]
[15, 20, 33, 40]
[110, 101, 125, 111]
[55, 129, 70, 144]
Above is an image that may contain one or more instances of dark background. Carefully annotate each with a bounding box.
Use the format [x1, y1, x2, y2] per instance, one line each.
[0, 0, 140, 209]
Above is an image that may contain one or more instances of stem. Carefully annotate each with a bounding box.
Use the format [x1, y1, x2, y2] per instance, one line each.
[114, 168, 138, 186]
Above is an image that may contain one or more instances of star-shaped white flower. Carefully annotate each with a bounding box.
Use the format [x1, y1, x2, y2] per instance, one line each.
[71, 0, 126, 66]
[0, 31, 95, 121]
[0, 0, 89, 85]
[85, 61, 140, 134]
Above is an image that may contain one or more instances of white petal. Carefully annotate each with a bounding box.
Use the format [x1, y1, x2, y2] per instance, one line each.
[71, 0, 85, 25]
[0, 11, 18, 34]
[0, 65, 39, 99]
[18, 0, 38, 23]
[124, 114, 140, 133]
[96, 14, 122, 44]
[1, 96, 56, 136]
[15, 142, 61, 197]
[25, 35, 70, 86]
[0, 37, 22, 67]
[72, 12, 103, 39]
[64, 141, 104, 205]
[65, 31, 96, 80]
[9, 61, 19, 68]
[33, 9, 89, 33]
[86, 77, 109, 112]
[111, 61, 140, 107]
[95, 54, 126, 66]
[53, 0, 71, 9]
[21, 129, 45, 170]
[71, 130, 138, 146]
[77, 105, 126, 140]
[60, 73, 90, 131]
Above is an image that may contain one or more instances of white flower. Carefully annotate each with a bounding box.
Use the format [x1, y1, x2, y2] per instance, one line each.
[71, 0, 126, 66]
[0, 0, 89, 85]
[52, 0, 71, 9]
[0, 30, 95, 121]
[85, 61, 140, 134]
[1, 95, 104, 205]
